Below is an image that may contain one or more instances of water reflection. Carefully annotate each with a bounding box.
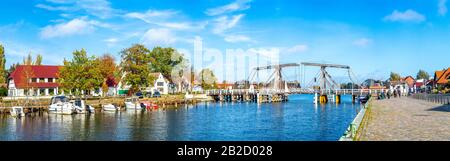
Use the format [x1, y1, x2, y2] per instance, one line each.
[0, 94, 361, 141]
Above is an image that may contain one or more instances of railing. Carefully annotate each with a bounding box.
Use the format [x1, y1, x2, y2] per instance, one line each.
[205, 88, 387, 95]
[410, 93, 450, 105]
[339, 97, 372, 141]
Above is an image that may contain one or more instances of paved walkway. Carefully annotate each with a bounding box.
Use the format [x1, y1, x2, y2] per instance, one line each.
[359, 97, 450, 141]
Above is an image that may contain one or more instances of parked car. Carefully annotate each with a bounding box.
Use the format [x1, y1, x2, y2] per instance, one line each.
[152, 91, 161, 98]
[135, 92, 144, 98]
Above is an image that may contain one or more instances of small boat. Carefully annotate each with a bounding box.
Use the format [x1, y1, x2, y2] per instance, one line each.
[10, 106, 25, 117]
[125, 97, 143, 110]
[140, 101, 158, 111]
[102, 104, 118, 111]
[358, 95, 369, 104]
[49, 96, 75, 115]
[71, 98, 95, 114]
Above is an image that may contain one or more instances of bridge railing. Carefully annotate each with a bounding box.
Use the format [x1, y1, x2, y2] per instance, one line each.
[205, 88, 389, 96]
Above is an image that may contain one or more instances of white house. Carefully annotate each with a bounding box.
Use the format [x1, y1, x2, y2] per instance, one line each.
[150, 73, 169, 94]
[8, 65, 62, 97]
[117, 72, 170, 95]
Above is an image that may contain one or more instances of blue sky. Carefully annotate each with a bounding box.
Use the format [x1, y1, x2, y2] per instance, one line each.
[1, 0, 449, 83]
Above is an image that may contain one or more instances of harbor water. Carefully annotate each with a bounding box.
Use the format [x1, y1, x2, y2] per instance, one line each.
[0, 94, 361, 141]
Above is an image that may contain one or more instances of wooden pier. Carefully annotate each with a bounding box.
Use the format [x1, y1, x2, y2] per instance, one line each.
[206, 89, 290, 103]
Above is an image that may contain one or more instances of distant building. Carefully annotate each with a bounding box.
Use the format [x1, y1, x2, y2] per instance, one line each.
[369, 83, 385, 90]
[117, 72, 170, 95]
[402, 76, 415, 88]
[433, 68, 450, 87]
[8, 65, 61, 97]
[217, 83, 233, 90]
[149, 72, 169, 94]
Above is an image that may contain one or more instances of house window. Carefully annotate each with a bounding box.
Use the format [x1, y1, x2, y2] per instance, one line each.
[39, 88, 45, 95]
[39, 78, 45, 83]
[31, 78, 37, 83]
[157, 82, 164, 86]
[49, 88, 55, 95]
[48, 78, 54, 83]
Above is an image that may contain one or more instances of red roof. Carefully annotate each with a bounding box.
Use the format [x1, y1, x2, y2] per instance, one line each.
[415, 82, 424, 87]
[9, 65, 62, 88]
[434, 68, 450, 84]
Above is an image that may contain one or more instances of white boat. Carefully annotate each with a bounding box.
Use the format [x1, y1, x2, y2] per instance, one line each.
[125, 97, 143, 110]
[71, 98, 95, 114]
[102, 104, 118, 111]
[49, 96, 75, 115]
[10, 106, 25, 117]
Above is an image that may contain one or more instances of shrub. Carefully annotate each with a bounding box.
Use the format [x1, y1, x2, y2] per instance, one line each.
[0, 87, 7, 96]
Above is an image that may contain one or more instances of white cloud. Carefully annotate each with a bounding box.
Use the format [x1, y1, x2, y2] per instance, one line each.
[140, 28, 177, 46]
[35, 4, 71, 11]
[286, 44, 309, 53]
[45, 0, 73, 4]
[439, 0, 447, 16]
[104, 38, 118, 43]
[40, 18, 109, 38]
[125, 9, 205, 30]
[212, 14, 245, 34]
[383, 9, 426, 23]
[224, 34, 251, 43]
[353, 38, 372, 47]
[38, 0, 118, 19]
[125, 10, 177, 21]
[205, 0, 252, 16]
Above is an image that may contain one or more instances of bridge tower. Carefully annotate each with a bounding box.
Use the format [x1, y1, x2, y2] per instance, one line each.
[300, 62, 357, 104]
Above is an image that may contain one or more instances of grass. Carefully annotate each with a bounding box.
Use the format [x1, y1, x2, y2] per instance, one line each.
[354, 98, 373, 141]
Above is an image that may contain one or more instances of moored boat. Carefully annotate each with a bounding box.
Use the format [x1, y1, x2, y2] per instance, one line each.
[49, 95, 76, 115]
[140, 101, 158, 111]
[125, 97, 143, 110]
[10, 106, 25, 117]
[71, 98, 95, 114]
[102, 104, 119, 111]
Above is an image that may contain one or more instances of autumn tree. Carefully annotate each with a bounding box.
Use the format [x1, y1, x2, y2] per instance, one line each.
[0, 44, 6, 84]
[198, 68, 218, 90]
[97, 54, 118, 96]
[119, 44, 153, 95]
[390, 72, 401, 82]
[23, 53, 33, 65]
[21, 65, 35, 101]
[22, 53, 43, 65]
[35, 54, 43, 65]
[416, 70, 430, 80]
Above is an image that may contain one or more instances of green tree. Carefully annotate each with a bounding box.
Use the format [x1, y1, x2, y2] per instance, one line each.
[198, 68, 218, 90]
[0, 44, 6, 84]
[390, 72, 401, 81]
[35, 54, 43, 65]
[58, 49, 103, 97]
[148, 47, 186, 81]
[119, 44, 152, 95]
[416, 70, 430, 80]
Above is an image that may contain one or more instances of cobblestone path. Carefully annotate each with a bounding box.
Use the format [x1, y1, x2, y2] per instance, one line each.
[359, 97, 450, 141]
